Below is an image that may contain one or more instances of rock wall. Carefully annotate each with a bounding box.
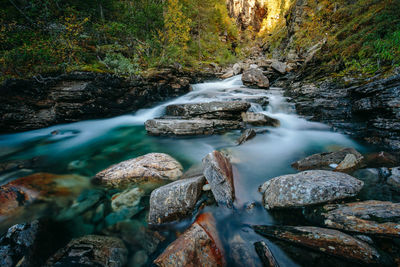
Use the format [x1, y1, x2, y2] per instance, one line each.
[0, 70, 215, 133]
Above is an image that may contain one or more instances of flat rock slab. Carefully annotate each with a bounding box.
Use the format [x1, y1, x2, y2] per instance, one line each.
[154, 213, 225, 267]
[291, 148, 363, 171]
[148, 176, 205, 225]
[145, 118, 242, 136]
[259, 170, 364, 209]
[93, 153, 183, 189]
[203, 151, 235, 208]
[241, 112, 280, 127]
[252, 225, 381, 264]
[45, 235, 128, 267]
[305, 200, 400, 237]
[165, 101, 250, 120]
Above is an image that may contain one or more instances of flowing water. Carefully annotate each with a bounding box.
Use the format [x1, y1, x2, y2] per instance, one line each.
[0, 75, 385, 266]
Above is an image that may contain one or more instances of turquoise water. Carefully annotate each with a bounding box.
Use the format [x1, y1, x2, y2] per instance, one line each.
[0, 76, 378, 266]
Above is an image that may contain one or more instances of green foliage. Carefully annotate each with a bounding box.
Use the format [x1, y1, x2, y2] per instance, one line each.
[101, 53, 140, 77]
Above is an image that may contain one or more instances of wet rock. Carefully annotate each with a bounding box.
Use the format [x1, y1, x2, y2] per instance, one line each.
[237, 129, 257, 145]
[165, 101, 250, 120]
[93, 153, 183, 189]
[259, 170, 363, 209]
[154, 213, 225, 267]
[253, 225, 381, 264]
[254, 241, 280, 267]
[291, 148, 363, 171]
[271, 61, 288, 74]
[241, 112, 280, 127]
[148, 176, 205, 225]
[364, 151, 398, 168]
[242, 68, 270, 89]
[45, 235, 127, 267]
[145, 118, 243, 136]
[335, 153, 360, 172]
[0, 173, 88, 216]
[233, 63, 242, 75]
[387, 166, 400, 191]
[202, 151, 235, 208]
[305, 200, 400, 237]
[230, 234, 257, 267]
[129, 250, 148, 267]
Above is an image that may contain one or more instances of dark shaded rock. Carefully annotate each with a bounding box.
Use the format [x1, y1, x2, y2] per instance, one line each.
[93, 153, 183, 189]
[291, 148, 363, 171]
[229, 234, 257, 267]
[237, 129, 257, 145]
[242, 68, 270, 89]
[165, 101, 250, 120]
[387, 167, 400, 191]
[202, 151, 235, 208]
[45, 235, 127, 267]
[253, 225, 381, 264]
[241, 112, 280, 127]
[254, 241, 280, 267]
[363, 151, 398, 168]
[145, 118, 243, 136]
[154, 213, 225, 267]
[148, 176, 205, 225]
[304, 200, 400, 237]
[259, 170, 363, 209]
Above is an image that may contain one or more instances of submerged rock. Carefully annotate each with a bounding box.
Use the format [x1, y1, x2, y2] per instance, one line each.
[165, 101, 250, 120]
[148, 176, 205, 225]
[145, 118, 243, 136]
[387, 167, 400, 191]
[242, 68, 270, 89]
[241, 112, 280, 127]
[93, 153, 183, 189]
[45, 235, 127, 267]
[230, 234, 257, 267]
[291, 148, 363, 171]
[254, 241, 280, 267]
[202, 151, 235, 208]
[305, 200, 400, 237]
[259, 170, 363, 209]
[253, 225, 381, 264]
[154, 213, 225, 267]
[237, 129, 257, 145]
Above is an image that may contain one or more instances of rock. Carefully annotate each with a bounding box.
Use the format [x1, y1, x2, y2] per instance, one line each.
[154, 213, 225, 267]
[291, 148, 363, 171]
[252, 225, 381, 264]
[93, 153, 183, 189]
[254, 241, 280, 267]
[241, 112, 280, 127]
[270, 61, 288, 74]
[148, 176, 205, 225]
[237, 129, 257, 145]
[45, 235, 128, 267]
[242, 68, 270, 89]
[145, 118, 243, 136]
[305, 200, 400, 237]
[221, 69, 234, 79]
[202, 151, 235, 208]
[165, 101, 250, 120]
[335, 153, 360, 172]
[230, 234, 257, 267]
[387, 167, 400, 191]
[364, 151, 398, 168]
[259, 170, 363, 209]
[0, 173, 88, 216]
[0, 220, 67, 267]
[233, 63, 242, 75]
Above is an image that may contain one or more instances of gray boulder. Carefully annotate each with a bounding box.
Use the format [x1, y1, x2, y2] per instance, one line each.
[259, 170, 363, 209]
[271, 61, 288, 74]
[242, 68, 270, 89]
[241, 112, 280, 127]
[148, 176, 205, 225]
[387, 166, 400, 191]
[233, 63, 242, 75]
[237, 129, 257, 145]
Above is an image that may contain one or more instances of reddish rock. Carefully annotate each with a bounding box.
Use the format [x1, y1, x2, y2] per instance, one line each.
[363, 151, 398, 167]
[154, 213, 225, 267]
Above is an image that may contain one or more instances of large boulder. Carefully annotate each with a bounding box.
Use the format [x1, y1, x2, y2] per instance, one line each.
[291, 148, 363, 171]
[93, 153, 183, 189]
[165, 101, 250, 120]
[145, 118, 242, 136]
[241, 112, 280, 127]
[270, 61, 288, 74]
[148, 176, 205, 225]
[45, 235, 128, 267]
[154, 213, 225, 266]
[304, 200, 400, 237]
[252, 225, 382, 264]
[259, 170, 363, 209]
[202, 151, 235, 208]
[242, 68, 270, 89]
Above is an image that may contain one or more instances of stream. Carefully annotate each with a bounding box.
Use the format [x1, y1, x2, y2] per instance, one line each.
[0, 75, 385, 266]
